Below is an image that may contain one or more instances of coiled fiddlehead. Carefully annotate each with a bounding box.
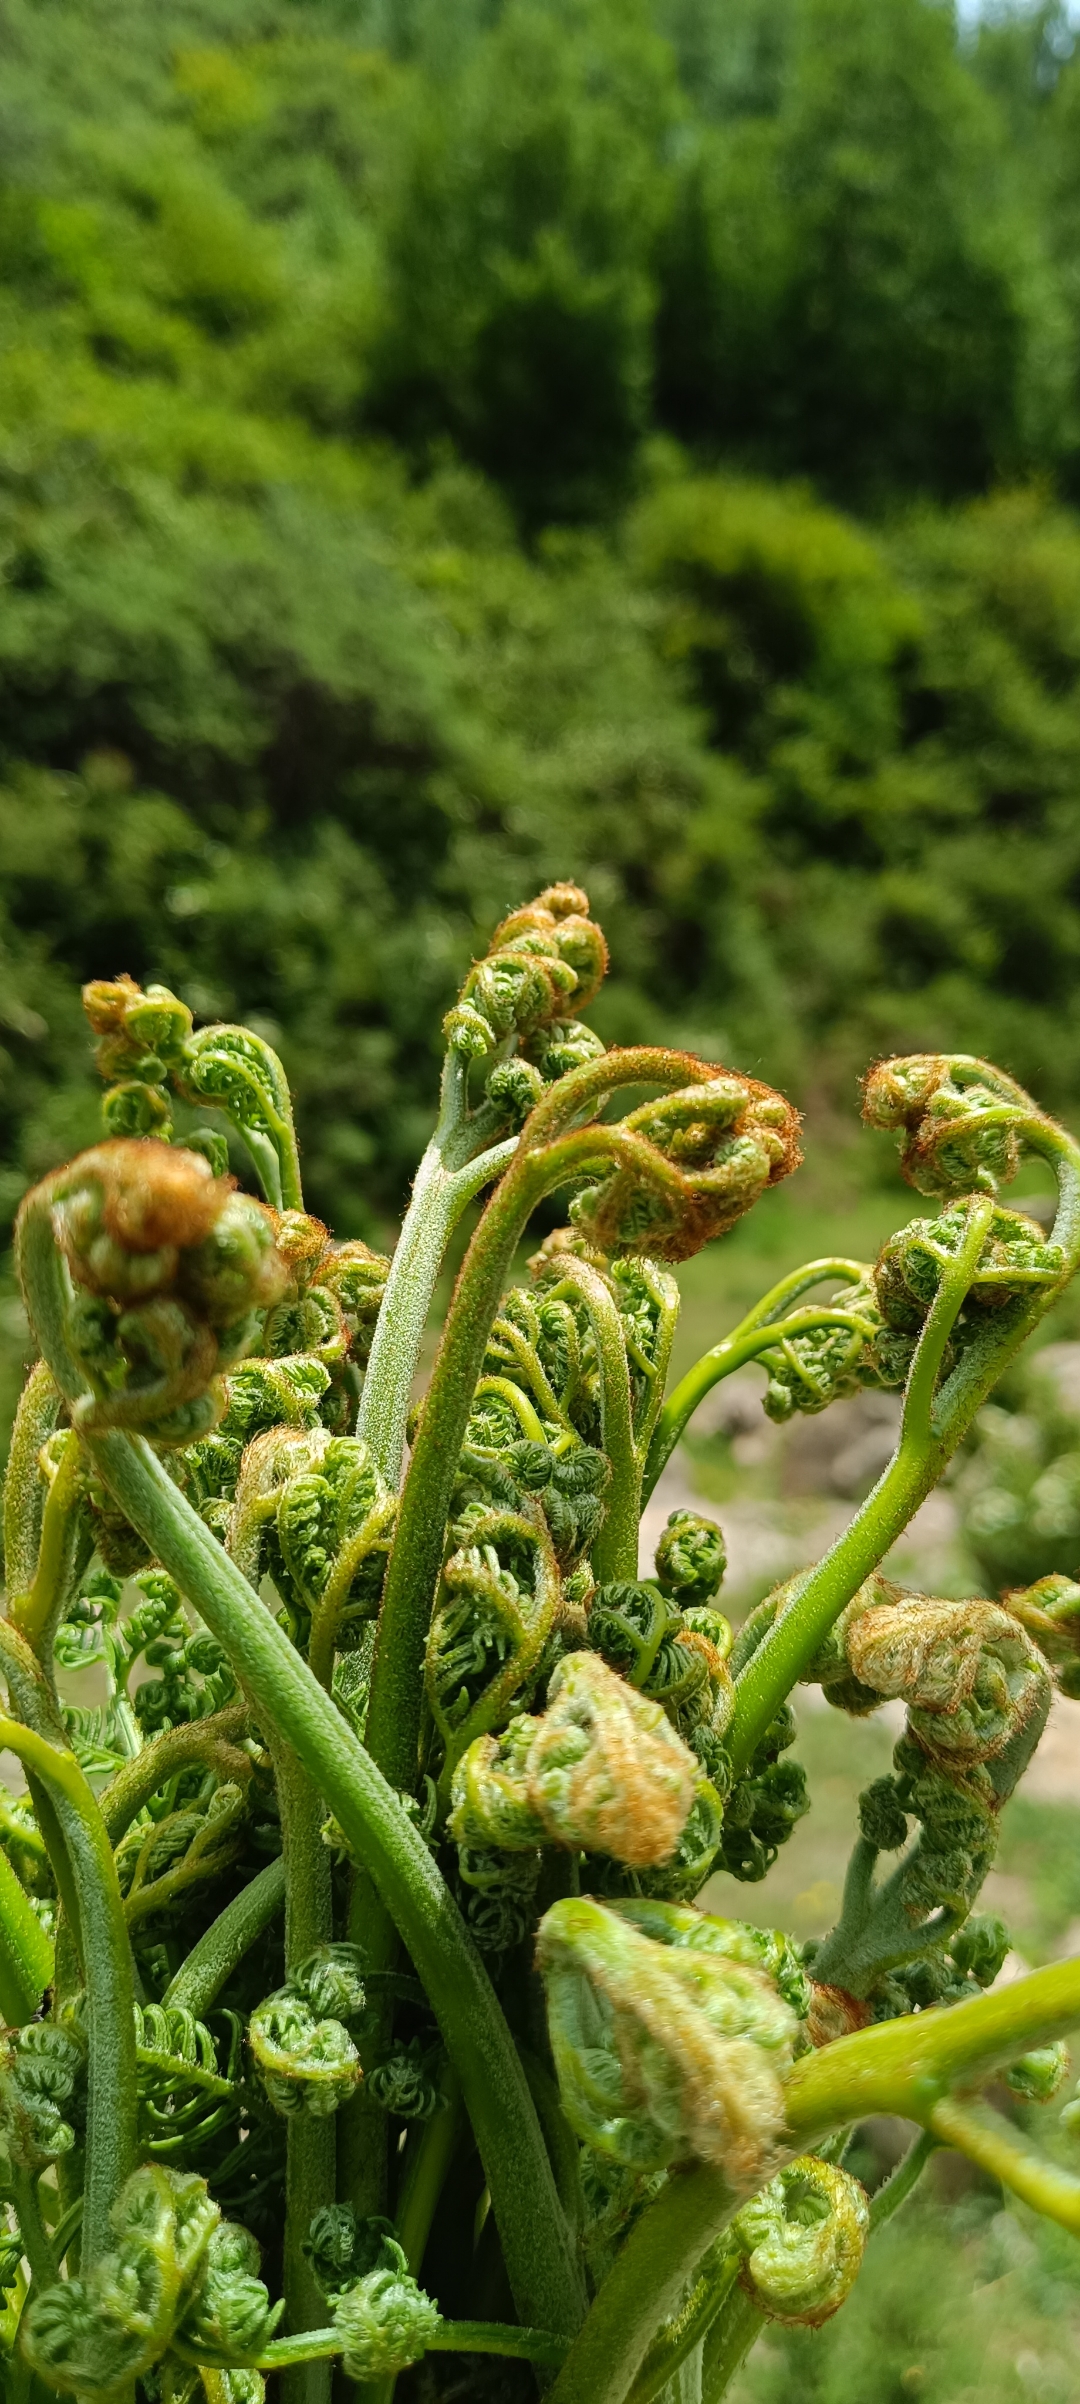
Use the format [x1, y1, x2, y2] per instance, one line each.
[568, 1076, 801, 1264]
[809, 1576, 1052, 2003]
[273, 1436, 396, 1662]
[304, 2208, 441, 2380]
[366, 2037, 442, 2122]
[732, 2157, 870, 2327]
[756, 1274, 895, 1422]
[21, 2163, 222, 2399]
[443, 884, 607, 1062]
[714, 1703, 809, 1885]
[449, 1652, 706, 1869]
[537, 1894, 800, 2180]
[586, 1579, 734, 1740]
[249, 1947, 366, 2118]
[843, 1592, 1048, 1768]
[176, 2218, 283, 2360]
[426, 1498, 562, 1785]
[117, 1781, 249, 1928]
[653, 1509, 728, 1606]
[862, 1053, 1062, 1198]
[0, 2018, 85, 2172]
[453, 1841, 542, 1954]
[25, 1141, 287, 1444]
[135, 2004, 243, 2160]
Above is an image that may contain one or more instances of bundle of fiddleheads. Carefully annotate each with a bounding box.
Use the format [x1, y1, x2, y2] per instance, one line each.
[1, 912, 1079, 2404]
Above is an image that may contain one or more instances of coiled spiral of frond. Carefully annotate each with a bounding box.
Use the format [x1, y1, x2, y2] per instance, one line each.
[653, 1509, 728, 1606]
[538, 1894, 800, 2181]
[732, 2158, 870, 2327]
[273, 1437, 396, 1644]
[84, 973, 307, 1212]
[874, 1200, 1062, 1345]
[426, 1499, 561, 1767]
[255, 1212, 348, 1377]
[862, 1053, 1058, 1199]
[331, 2258, 441, 2380]
[757, 1275, 899, 1423]
[484, 1268, 593, 1441]
[172, 1027, 299, 1211]
[843, 1592, 1049, 1768]
[177, 2218, 283, 2359]
[134, 2003, 242, 2160]
[715, 1705, 809, 1885]
[83, 976, 193, 1143]
[453, 1841, 542, 1954]
[316, 1239, 390, 1370]
[304, 2209, 440, 2381]
[116, 1781, 249, 1925]
[522, 1015, 607, 1084]
[21, 2164, 222, 2399]
[569, 1074, 801, 1264]
[0, 2018, 85, 2172]
[26, 1140, 288, 1442]
[852, 1734, 1002, 1947]
[454, 1415, 611, 1576]
[249, 1947, 366, 2118]
[366, 2038, 442, 2122]
[586, 1579, 734, 1739]
[443, 884, 607, 1061]
[449, 1652, 706, 1869]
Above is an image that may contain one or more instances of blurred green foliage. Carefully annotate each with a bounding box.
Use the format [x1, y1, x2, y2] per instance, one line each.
[3, 0, 1080, 1262]
[958, 1357, 1080, 1592]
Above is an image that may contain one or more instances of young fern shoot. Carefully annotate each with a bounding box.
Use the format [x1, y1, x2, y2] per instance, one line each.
[2, 894, 1080, 2404]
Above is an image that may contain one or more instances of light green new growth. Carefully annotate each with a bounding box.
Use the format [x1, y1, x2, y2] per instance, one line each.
[1, 911, 1079, 2404]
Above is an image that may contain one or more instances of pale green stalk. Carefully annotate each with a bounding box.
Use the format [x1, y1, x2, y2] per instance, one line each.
[357, 1053, 516, 1488]
[2, 1360, 62, 1598]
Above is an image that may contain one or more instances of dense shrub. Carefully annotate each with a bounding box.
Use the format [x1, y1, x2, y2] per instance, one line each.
[1, 0, 1080, 1252]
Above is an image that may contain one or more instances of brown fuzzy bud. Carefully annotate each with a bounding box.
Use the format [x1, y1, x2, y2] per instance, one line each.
[538, 1895, 798, 2180]
[52, 1141, 228, 1302]
[570, 1075, 801, 1264]
[24, 1141, 289, 1442]
[844, 1594, 1049, 1766]
[449, 1652, 700, 1868]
